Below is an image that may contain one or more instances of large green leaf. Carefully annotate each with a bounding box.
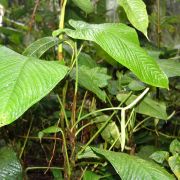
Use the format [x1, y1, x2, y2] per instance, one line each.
[92, 147, 175, 180]
[0, 46, 68, 127]
[0, 146, 22, 180]
[117, 93, 168, 119]
[72, 0, 94, 14]
[157, 59, 180, 77]
[63, 20, 168, 88]
[117, 0, 149, 37]
[23, 37, 60, 58]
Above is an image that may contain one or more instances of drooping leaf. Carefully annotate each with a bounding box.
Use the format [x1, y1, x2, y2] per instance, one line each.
[38, 126, 62, 139]
[150, 151, 169, 164]
[117, 93, 168, 119]
[170, 139, 180, 155]
[92, 147, 175, 180]
[78, 146, 100, 160]
[70, 65, 111, 101]
[23, 36, 60, 58]
[63, 20, 168, 88]
[157, 59, 180, 77]
[117, 0, 149, 37]
[95, 115, 121, 148]
[168, 154, 180, 179]
[70, 52, 111, 101]
[83, 170, 101, 180]
[0, 146, 22, 179]
[128, 80, 146, 91]
[72, 0, 94, 14]
[0, 46, 68, 127]
[41, 126, 61, 134]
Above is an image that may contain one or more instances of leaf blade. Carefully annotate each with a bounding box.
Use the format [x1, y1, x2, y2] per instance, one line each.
[0, 46, 68, 127]
[23, 36, 60, 58]
[70, 63, 111, 101]
[118, 0, 149, 37]
[64, 20, 168, 88]
[157, 59, 180, 77]
[92, 147, 175, 180]
[72, 0, 94, 14]
[0, 146, 22, 179]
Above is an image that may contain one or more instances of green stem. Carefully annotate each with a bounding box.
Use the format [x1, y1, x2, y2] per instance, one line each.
[59, 128, 71, 178]
[57, 94, 69, 128]
[72, 91, 133, 130]
[19, 117, 33, 158]
[25, 167, 63, 174]
[77, 88, 149, 152]
[121, 109, 126, 151]
[121, 88, 150, 151]
[79, 111, 116, 154]
[77, 91, 88, 121]
[75, 43, 78, 95]
[75, 118, 107, 136]
[157, 0, 161, 48]
[71, 43, 83, 127]
[133, 117, 151, 133]
[72, 107, 123, 130]
[125, 108, 135, 128]
[58, 0, 67, 60]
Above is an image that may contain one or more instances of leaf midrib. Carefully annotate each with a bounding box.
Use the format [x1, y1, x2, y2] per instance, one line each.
[26, 38, 58, 57]
[1, 57, 28, 113]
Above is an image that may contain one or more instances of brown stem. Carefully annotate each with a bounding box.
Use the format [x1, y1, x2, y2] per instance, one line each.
[156, 0, 161, 48]
[28, 0, 40, 32]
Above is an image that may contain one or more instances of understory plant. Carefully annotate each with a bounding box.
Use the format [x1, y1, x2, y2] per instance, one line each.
[0, 0, 179, 179]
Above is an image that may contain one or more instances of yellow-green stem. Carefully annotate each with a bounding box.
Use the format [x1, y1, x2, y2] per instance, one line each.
[58, 0, 67, 60]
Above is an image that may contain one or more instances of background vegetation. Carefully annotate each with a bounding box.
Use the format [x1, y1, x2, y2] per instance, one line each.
[0, 0, 179, 179]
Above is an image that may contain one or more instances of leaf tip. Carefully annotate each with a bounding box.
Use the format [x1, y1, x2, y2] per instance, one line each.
[145, 32, 150, 41]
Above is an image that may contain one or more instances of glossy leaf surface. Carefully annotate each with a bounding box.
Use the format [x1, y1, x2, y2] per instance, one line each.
[64, 20, 168, 88]
[23, 36, 60, 58]
[92, 147, 175, 180]
[0, 146, 22, 179]
[118, 0, 149, 37]
[0, 46, 68, 127]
